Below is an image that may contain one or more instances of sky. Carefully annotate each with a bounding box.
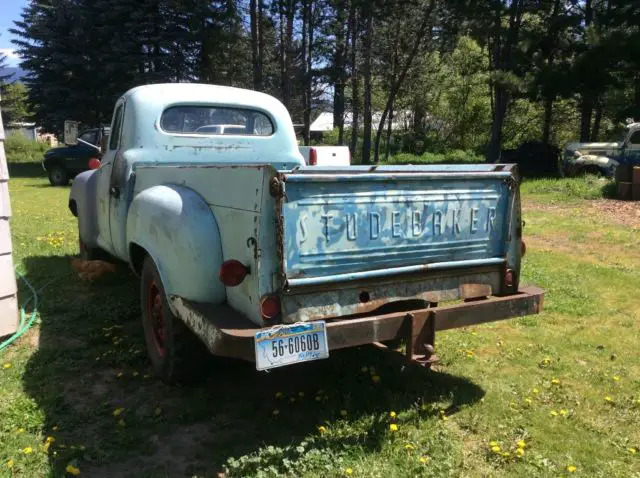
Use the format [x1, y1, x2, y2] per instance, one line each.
[0, 0, 28, 66]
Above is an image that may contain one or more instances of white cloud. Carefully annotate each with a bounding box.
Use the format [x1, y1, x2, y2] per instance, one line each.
[0, 48, 20, 67]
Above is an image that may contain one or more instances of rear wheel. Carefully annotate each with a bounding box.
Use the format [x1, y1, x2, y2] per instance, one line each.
[140, 256, 210, 384]
[48, 165, 69, 186]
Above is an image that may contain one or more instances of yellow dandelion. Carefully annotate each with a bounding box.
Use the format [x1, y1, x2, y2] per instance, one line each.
[112, 407, 125, 417]
[132, 371, 139, 377]
[560, 409, 569, 416]
[551, 378, 560, 385]
[340, 409, 348, 417]
[489, 441, 499, 447]
[315, 396, 322, 402]
[17, 428, 24, 434]
[389, 424, 398, 432]
[22, 447, 33, 454]
[613, 375, 620, 381]
[516, 448, 525, 457]
[6, 458, 14, 469]
[154, 407, 162, 416]
[360, 366, 368, 373]
[66, 464, 81, 476]
[117, 419, 125, 427]
[517, 440, 526, 448]
[419, 456, 429, 464]
[405, 444, 414, 450]
[550, 410, 558, 417]
[471, 331, 477, 336]
[533, 388, 540, 394]
[389, 411, 397, 418]
[318, 426, 327, 434]
[604, 396, 613, 403]
[524, 398, 532, 405]
[466, 351, 474, 357]
[491, 445, 501, 453]
[275, 392, 283, 399]
[3, 363, 12, 369]
[502, 451, 511, 458]
[371, 375, 381, 384]
[628, 447, 637, 454]
[345, 468, 353, 475]
[272, 409, 280, 416]
[567, 465, 577, 473]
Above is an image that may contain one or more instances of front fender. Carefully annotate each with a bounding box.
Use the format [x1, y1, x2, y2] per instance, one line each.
[126, 185, 226, 309]
[69, 169, 100, 247]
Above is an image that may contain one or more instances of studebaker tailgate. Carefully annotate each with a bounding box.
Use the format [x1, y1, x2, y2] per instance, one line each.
[275, 165, 521, 292]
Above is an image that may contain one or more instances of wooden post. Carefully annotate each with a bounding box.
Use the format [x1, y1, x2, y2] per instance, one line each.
[0, 92, 19, 338]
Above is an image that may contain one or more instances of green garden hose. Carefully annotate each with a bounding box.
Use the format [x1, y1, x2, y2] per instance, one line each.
[0, 269, 39, 353]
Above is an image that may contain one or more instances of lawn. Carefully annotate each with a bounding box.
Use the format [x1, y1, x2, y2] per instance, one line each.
[1, 167, 639, 478]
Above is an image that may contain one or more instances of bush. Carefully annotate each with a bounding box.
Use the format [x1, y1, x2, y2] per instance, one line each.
[4, 134, 50, 163]
[385, 149, 485, 165]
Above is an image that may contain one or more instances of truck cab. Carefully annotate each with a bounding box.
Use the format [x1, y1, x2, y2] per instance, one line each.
[69, 83, 543, 383]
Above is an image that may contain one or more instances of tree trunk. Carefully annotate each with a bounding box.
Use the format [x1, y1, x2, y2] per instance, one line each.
[385, 103, 393, 161]
[592, 97, 603, 141]
[334, 0, 348, 145]
[250, 0, 262, 90]
[279, 2, 287, 105]
[361, 4, 373, 165]
[285, 0, 295, 111]
[302, 0, 308, 145]
[348, 1, 359, 158]
[579, 95, 593, 142]
[542, 96, 553, 145]
[488, 88, 508, 162]
[373, 0, 435, 163]
[303, 0, 313, 146]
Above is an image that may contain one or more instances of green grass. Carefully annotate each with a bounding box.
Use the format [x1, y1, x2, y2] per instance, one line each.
[1, 167, 640, 477]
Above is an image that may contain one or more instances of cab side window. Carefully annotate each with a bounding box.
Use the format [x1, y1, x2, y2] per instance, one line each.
[110, 104, 124, 150]
[628, 130, 640, 145]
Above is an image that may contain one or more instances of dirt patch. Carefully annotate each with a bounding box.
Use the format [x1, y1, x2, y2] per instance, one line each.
[524, 198, 640, 229]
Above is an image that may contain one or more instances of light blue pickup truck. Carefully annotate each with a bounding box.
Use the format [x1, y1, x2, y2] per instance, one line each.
[69, 83, 543, 383]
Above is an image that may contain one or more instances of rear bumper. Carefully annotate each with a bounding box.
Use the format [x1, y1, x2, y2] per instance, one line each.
[170, 286, 544, 364]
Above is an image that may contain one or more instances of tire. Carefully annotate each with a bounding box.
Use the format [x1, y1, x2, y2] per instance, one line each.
[140, 255, 210, 384]
[48, 165, 69, 186]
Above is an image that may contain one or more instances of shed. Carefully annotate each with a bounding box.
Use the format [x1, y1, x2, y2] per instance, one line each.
[0, 93, 19, 337]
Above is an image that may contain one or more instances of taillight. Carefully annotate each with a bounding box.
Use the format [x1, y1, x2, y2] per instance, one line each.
[88, 158, 101, 169]
[260, 294, 280, 320]
[521, 240, 526, 257]
[219, 260, 250, 287]
[504, 268, 515, 288]
[309, 148, 317, 166]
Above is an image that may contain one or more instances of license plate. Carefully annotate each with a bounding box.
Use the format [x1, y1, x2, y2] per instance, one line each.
[254, 321, 329, 371]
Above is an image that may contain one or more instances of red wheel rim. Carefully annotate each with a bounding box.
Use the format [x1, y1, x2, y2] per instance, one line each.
[147, 280, 166, 357]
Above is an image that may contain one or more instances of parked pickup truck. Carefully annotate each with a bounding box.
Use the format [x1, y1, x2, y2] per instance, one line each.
[69, 83, 543, 384]
[298, 145, 351, 166]
[562, 122, 640, 177]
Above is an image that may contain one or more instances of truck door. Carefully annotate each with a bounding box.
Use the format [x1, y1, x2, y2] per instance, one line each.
[95, 101, 125, 255]
[623, 128, 640, 165]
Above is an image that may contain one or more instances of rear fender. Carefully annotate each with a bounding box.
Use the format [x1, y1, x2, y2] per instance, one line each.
[126, 185, 225, 313]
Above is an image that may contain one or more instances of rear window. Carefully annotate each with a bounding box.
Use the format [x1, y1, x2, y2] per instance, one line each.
[160, 105, 274, 136]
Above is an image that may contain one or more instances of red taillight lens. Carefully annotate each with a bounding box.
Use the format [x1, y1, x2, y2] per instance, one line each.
[88, 158, 101, 169]
[521, 240, 526, 257]
[309, 147, 317, 166]
[219, 260, 249, 287]
[260, 294, 280, 320]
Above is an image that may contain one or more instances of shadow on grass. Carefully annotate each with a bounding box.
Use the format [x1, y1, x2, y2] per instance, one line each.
[20, 255, 484, 478]
[7, 162, 47, 179]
